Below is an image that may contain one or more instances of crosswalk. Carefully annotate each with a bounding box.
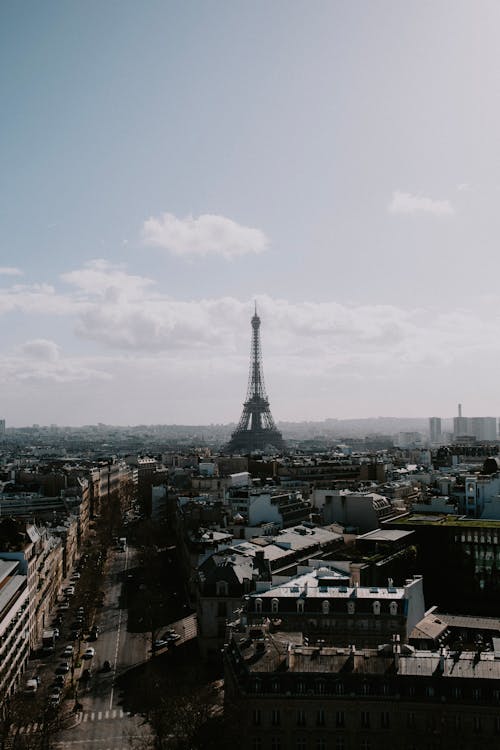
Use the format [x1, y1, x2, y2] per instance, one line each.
[81, 709, 126, 722]
[12, 709, 127, 735]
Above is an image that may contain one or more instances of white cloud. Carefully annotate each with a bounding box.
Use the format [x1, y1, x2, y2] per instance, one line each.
[61, 259, 155, 300]
[0, 266, 23, 276]
[388, 190, 454, 216]
[20, 339, 60, 362]
[142, 212, 269, 259]
[0, 341, 111, 385]
[0, 283, 75, 316]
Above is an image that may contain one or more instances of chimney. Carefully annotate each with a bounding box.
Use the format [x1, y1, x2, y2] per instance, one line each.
[458, 403, 462, 418]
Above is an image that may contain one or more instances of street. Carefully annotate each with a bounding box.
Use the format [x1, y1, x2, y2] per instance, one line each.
[53, 546, 152, 750]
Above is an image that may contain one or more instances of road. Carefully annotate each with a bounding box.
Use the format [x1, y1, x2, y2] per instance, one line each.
[54, 547, 151, 750]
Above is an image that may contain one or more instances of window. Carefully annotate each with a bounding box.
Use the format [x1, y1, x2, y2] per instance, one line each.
[473, 716, 482, 734]
[347, 601, 355, 614]
[335, 682, 344, 696]
[335, 739, 345, 750]
[252, 739, 262, 750]
[272, 679, 281, 694]
[336, 711, 345, 728]
[316, 739, 326, 750]
[389, 601, 398, 615]
[360, 740, 371, 750]
[494, 716, 500, 734]
[380, 711, 390, 728]
[255, 598, 262, 614]
[322, 600, 330, 615]
[271, 598, 279, 614]
[454, 715, 462, 730]
[472, 688, 481, 701]
[297, 599, 305, 614]
[272, 710, 281, 726]
[452, 686, 462, 699]
[316, 709, 325, 726]
[296, 710, 306, 726]
[425, 686, 435, 698]
[297, 680, 306, 694]
[361, 711, 370, 728]
[216, 580, 228, 596]
[296, 739, 306, 750]
[252, 679, 261, 694]
[252, 709, 261, 726]
[373, 601, 381, 615]
[316, 680, 326, 695]
[271, 738, 281, 750]
[407, 712, 416, 729]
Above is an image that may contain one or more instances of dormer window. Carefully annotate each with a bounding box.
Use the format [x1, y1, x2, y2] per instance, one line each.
[347, 601, 355, 614]
[216, 580, 228, 596]
[255, 598, 263, 614]
[373, 601, 381, 615]
[271, 598, 279, 614]
[297, 599, 305, 614]
[389, 601, 398, 615]
[322, 600, 330, 615]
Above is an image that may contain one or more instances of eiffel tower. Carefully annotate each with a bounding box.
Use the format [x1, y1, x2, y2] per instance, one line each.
[226, 304, 285, 453]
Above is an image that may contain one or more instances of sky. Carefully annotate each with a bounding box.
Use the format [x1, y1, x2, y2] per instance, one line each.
[1, 0, 500, 426]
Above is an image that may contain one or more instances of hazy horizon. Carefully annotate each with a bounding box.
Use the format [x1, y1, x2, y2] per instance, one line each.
[2, 2, 499, 426]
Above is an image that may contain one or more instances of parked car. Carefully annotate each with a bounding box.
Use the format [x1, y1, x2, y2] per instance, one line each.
[48, 688, 61, 705]
[71, 572, 81, 580]
[153, 639, 169, 650]
[23, 679, 38, 696]
[83, 647, 95, 659]
[53, 627, 60, 639]
[65, 586, 75, 596]
[52, 675, 65, 688]
[167, 632, 181, 643]
[63, 645, 74, 657]
[71, 628, 81, 640]
[55, 662, 70, 675]
[58, 601, 70, 610]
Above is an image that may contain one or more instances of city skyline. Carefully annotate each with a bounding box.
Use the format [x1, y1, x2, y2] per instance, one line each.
[2, 2, 500, 426]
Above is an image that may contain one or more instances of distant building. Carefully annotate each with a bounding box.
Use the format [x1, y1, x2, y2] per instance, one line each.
[452, 406, 497, 442]
[312, 490, 399, 533]
[429, 416, 442, 444]
[0, 419, 5, 437]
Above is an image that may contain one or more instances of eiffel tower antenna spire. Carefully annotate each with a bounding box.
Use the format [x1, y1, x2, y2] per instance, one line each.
[226, 306, 285, 453]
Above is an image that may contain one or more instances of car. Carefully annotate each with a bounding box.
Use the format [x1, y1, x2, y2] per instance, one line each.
[167, 632, 181, 643]
[83, 647, 95, 659]
[23, 679, 38, 696]
[58, 601, 70, 610]
[63, 645, 74, 656]
[65, 586, 75, 596]
[71, 572, 81, 580]
[53, 675, 65, 687]
[71, 629, 81, 640]
[153, 639, 169, 650]
[53, 627, 60, 639]
[48, 688, 61, 705]
[55, 662, 70, 675]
